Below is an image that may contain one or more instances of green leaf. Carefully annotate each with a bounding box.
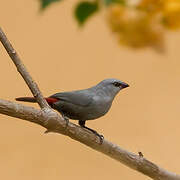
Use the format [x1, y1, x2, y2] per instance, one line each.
[40, 0, 62, 9]
[103, 0, 126, 6]
[74, 1, 99, 26]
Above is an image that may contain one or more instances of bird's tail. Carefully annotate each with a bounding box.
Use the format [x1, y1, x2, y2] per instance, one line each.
[15, 97, 37, 103]
[15, 96, 59, 105]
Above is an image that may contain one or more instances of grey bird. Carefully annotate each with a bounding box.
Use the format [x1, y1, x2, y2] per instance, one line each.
[16, 78, 129, 142]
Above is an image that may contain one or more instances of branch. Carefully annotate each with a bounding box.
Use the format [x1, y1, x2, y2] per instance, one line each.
[0, 99, 179, 180]
[0, 27, 49, 109]
[0, 27, 179, 179]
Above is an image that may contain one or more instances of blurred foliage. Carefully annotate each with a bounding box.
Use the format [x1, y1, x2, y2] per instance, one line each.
[107, 5, 164, 50]
[40, 0, 180, 50]
[74, 1, 99, 25]
[103, 0, 126, 6]
[40, 0, 61, 9]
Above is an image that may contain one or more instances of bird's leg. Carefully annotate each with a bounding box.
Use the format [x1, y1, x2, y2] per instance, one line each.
[78, 120, 104, 144]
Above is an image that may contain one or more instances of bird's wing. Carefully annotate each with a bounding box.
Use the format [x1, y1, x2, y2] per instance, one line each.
[49, 90, 93, 107]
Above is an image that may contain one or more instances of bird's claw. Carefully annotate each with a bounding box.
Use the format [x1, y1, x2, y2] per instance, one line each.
[85, 127, 104, 144]
[78, 120, 104, 144]
[63, 115, 69, 128]
[94, 132, 104, 144]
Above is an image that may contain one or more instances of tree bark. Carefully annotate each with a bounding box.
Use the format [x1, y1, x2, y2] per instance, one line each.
[0, 27, 49, 109]
[0, 27, 179, 180]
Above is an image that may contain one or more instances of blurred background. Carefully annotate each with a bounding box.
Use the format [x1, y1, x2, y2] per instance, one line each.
[0, 0, 180, 179]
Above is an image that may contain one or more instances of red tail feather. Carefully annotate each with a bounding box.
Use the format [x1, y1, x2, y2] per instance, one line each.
[45, 97, 59, 105]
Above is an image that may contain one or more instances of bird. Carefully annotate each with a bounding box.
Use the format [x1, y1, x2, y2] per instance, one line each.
[16, 78, 129, 143]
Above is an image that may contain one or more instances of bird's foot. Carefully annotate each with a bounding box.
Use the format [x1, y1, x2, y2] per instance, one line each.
[82, 126, 104, 144]
[62, 115, 69, 128]
[94, 132, 104, 144]
[78, 120, 104, 144]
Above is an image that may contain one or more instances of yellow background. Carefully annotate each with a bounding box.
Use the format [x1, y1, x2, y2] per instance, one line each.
[0, 0, 180, 179]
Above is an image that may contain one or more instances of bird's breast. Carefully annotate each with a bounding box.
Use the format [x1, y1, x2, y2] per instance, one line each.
[90, 95, 112, 116]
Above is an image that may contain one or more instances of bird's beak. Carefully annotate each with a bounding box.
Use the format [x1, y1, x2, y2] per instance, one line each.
[120, 82, 129, 89]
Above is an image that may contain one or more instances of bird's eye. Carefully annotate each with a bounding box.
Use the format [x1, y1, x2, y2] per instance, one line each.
[113, 82, 121, 87]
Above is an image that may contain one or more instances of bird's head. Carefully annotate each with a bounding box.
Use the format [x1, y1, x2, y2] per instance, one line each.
[96, 78, 129, 97]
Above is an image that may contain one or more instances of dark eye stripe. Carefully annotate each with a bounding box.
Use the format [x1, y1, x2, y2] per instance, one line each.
[113, 82, 120, 87]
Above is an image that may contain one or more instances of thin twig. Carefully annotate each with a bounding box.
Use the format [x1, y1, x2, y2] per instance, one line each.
[0, 27, 180, 179]
[0, 99, 179, 180]
[0, 27, 49, 109]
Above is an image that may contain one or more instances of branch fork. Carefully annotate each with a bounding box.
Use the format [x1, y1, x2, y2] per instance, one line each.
[0, 27, 179, 180]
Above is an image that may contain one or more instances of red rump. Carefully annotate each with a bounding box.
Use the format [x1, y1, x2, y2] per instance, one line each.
[45, 97, 59, 105]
